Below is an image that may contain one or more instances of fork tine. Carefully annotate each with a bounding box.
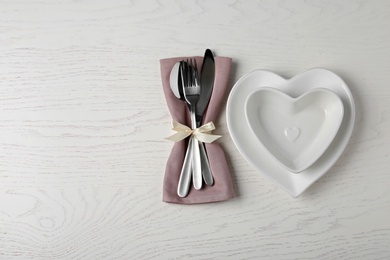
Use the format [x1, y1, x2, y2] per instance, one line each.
[191, 58, 196, 86]
[193, 59, 198, 74]
[193, 59, 199, 84]
[191, 59, 195, 85]
[190, 59, 194, 86]
[187, 59, 192, 87]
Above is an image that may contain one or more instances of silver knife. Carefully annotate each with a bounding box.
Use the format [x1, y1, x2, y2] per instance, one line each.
[197, 49, 215, 185]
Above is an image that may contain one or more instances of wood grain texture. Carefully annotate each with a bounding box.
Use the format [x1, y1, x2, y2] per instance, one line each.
[0, 0, 389, 259]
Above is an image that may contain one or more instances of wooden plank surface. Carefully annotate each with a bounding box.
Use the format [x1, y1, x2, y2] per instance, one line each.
[0, 0, 389, 259]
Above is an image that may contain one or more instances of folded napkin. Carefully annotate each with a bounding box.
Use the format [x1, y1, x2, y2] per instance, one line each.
[160, 55, 235, 204]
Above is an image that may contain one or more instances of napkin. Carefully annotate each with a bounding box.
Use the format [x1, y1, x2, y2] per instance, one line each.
[160, 55, 235, 204]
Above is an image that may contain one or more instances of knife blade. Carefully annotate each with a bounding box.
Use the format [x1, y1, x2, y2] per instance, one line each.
[196, 49, 215, 186]
[196, 49, 215, 124]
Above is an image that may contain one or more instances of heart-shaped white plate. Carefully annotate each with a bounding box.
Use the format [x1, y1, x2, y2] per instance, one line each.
[245, 88, 344, 173]
[226, 69, 355, 197]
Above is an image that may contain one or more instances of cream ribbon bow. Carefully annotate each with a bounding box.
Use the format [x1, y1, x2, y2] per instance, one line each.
[165, 120, 221, 143]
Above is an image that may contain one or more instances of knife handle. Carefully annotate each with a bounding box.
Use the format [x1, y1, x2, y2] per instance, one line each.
[199, 142, 213, 185]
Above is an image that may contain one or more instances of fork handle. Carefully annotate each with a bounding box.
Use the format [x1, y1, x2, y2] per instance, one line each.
[192, 135, 202, 190]
[190, 104, 202, 190]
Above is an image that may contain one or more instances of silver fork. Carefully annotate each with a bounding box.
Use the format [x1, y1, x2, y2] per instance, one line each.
[191, 59, 214, 186]
[181, 60, 202, 190]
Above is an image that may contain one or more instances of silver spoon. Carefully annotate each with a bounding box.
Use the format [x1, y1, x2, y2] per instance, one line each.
[169, 61, 193, 197]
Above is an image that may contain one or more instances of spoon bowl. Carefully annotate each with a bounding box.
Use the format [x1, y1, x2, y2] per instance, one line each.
[169, 62, 183, 100]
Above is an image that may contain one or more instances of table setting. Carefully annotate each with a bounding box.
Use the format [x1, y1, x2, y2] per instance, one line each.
[161, 49, 355, 203]
[3, 0, 390, 258]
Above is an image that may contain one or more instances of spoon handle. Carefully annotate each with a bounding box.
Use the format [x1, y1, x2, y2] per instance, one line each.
[177, 137, 193, 197]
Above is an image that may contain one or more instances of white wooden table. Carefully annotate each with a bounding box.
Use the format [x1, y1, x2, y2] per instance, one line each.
[1, 1, 389, 259]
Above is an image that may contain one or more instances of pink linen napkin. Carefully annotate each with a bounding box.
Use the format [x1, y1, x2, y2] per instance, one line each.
[160, 55, 235, 204]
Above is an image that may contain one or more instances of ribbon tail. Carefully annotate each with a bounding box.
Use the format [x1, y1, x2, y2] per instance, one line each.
[194, 132, 222, 143]
[165, 131, 191, 142]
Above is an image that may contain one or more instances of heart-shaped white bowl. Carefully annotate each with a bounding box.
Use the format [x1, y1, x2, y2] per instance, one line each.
[245, 88, 344, 173]
[226, 68, 355, 197]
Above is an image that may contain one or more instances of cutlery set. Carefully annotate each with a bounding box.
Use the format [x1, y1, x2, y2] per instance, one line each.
[169, 49, 216, 197]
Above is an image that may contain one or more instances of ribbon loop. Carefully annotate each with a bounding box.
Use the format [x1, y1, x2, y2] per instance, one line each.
[165, 120, 221, 143]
